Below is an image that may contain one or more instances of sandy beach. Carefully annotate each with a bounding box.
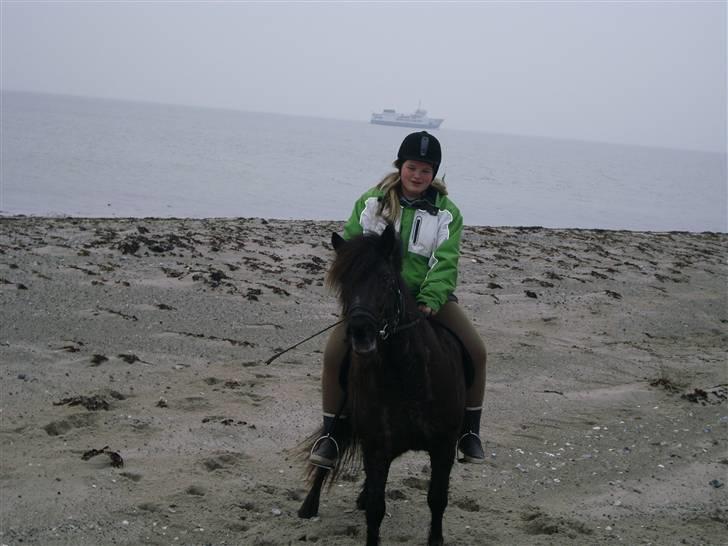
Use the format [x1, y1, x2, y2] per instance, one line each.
[0, 216, 726, 545]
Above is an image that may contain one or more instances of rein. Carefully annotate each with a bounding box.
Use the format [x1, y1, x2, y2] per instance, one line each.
[265, 319, 345, 365]
[265, 283, 421, 365]
[347, 282, 421, 341]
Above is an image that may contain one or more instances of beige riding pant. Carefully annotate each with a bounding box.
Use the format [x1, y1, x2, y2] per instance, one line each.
[321, 301, 487, 415]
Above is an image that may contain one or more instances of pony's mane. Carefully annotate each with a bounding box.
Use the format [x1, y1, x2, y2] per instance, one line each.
[326, 230, 402, 297]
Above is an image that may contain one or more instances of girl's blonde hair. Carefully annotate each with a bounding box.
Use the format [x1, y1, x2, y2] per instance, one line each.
[375, 160, 447, 224]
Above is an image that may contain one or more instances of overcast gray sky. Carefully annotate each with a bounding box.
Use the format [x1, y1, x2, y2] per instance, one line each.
[2, 1, 725, 152]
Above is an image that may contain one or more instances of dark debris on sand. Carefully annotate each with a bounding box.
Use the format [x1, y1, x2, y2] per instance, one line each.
[54, 395, 111, 411]
[81, 445, 124, 468]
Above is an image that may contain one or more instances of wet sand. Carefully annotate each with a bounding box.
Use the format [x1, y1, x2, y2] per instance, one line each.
[1, 217, 726, 545]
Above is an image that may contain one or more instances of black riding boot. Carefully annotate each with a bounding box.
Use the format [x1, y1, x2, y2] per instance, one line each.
[310, 414, 349, 470]
[458, 407, 485, 463]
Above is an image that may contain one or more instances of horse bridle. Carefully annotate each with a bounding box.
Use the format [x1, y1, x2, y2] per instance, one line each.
[346, 278, 421, 341]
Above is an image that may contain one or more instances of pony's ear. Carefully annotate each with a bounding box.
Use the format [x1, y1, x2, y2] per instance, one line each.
[331, 232, 346, 251]
[379, 224, 396, 257]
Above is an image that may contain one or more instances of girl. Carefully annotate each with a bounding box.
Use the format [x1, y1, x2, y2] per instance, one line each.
[311, 131, 487, 468]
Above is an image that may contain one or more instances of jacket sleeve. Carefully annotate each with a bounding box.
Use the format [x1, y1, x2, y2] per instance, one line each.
[343, 189, 386, 240]
[416, 208, 463, 312]
[342, 196, 365, 240]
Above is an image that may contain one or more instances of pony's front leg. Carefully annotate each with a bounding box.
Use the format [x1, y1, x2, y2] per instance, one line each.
[362, 450, 391, 546]
[427, 443, 456, 546]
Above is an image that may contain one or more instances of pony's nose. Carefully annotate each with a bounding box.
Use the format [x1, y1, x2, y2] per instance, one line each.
[348, 317, 378, 355]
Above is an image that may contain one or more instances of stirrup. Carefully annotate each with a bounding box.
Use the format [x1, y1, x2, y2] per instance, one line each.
[309, 434, 340, 470]
[457, 431, 485, 464]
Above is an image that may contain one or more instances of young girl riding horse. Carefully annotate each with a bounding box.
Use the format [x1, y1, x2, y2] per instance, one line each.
[311, 130, 487, 468]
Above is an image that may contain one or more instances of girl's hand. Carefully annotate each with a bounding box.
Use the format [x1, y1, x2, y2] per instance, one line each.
[418, 304, 435, 317]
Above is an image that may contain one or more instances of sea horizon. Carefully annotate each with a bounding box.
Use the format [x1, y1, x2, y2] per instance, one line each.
[2, 90, 725, 233]
[4, 87, 722, 155]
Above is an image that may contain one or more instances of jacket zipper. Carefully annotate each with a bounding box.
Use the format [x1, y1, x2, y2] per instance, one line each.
[412, 215, 422, 245]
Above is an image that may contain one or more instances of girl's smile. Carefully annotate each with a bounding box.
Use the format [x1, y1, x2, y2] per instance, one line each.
[400, 159, 435, 199]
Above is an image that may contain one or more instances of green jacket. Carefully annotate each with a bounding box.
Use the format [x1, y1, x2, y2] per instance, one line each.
[342, 186, 463, 312]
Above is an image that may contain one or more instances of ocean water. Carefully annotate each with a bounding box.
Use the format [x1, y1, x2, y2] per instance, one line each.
[1, 90, 725, 232]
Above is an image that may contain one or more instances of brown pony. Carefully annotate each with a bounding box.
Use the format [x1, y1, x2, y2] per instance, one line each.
[298, 224, 469, 546]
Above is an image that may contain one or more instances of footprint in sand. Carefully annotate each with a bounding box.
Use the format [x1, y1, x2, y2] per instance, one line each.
[521, 507, 593, 537]
[136, 501, 162, 512]
[185, 485, 206, 496]
[331, 524, 360, 538]
[202, 377, 268, 404]
[401, 476, 429, 491]
[386, 489, 408, 501]
[43, 413, 98, 436]
[200, 451, 250, 472]
[120, 471, 142, 482]
[453, 496, 481, 512]
[176, 396, 211, 411]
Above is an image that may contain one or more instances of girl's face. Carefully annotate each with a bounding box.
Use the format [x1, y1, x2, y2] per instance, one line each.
[400, 160, 435, 199]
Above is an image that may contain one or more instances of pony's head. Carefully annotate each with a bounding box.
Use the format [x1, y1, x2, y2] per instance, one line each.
[327, 224, 406, 355]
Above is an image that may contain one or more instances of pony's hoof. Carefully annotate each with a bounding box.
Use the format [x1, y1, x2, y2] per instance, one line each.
[298, 495, 320, 519]
[297, 505, 318, 519]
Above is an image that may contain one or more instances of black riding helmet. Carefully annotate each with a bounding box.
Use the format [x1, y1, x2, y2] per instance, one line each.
[397, 131, 441, 177]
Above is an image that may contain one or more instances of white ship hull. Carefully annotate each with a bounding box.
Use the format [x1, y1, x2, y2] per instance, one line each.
[370, 106, 444, 129]
[371, 118, 444, 129]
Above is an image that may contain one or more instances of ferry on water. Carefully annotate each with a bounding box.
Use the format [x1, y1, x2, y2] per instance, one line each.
[370, 104, 443, 129]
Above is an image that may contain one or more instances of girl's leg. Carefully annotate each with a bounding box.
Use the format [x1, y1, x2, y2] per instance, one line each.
[321, 321, 348, 415]
[311, 321, 349, 469]
[432, 302, 487, 463]
[433, 302, 486, 407]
